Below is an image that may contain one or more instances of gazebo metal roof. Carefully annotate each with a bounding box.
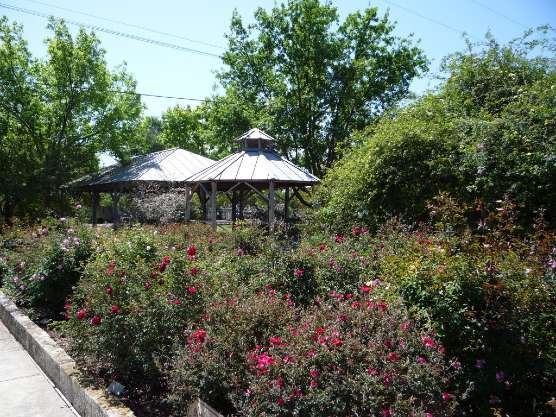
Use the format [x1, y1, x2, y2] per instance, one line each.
[186, 149, 319, 186]
[67, 148, 214, 192]
[186, 127, 319, 190]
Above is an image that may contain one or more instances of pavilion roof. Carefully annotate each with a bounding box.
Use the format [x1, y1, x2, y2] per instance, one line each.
[66, 148, 214, 192]
[185, 147, 319, 186]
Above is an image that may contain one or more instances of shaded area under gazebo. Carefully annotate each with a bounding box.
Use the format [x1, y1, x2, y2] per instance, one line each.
[184, 128, 320, 231]
[65, 148, 214, 224]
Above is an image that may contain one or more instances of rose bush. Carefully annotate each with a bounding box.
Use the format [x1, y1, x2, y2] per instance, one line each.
[3, 205, 554, 417]
[166, 290, 458, 417]
[3, 217, 93, 319]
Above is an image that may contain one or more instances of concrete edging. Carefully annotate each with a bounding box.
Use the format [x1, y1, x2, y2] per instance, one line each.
[0, 291, 135, 417]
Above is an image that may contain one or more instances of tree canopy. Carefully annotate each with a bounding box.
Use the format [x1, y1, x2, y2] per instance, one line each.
[0, 17, 142, 219]
[217, 0, 427, 176]
[316, 29, 556, 230]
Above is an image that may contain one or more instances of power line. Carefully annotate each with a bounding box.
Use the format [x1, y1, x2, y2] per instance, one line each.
[110, 89, 207, 102]
[0, 2, 222, 58]
[469, 0, 528, 29]
[378, 0, 480, 41]
[17, 0, 226, 50]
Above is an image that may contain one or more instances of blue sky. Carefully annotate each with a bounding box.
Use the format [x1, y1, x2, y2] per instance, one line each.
[2, 0, 555, 119]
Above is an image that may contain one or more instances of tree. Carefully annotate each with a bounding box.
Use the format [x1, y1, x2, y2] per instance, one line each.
[159, 87, 267, 159]
[131, 116, 164, 155]
[315, 29, 556, 230]
[160, 105, 205, 155]
[218, 0, 427, 176]
[0, 17, 143, 219]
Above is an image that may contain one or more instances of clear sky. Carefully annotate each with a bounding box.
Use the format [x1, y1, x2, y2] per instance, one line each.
[2, 0, 556, 119]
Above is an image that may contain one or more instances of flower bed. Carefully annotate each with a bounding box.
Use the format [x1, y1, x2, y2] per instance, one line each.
[1, 208, 555, 417]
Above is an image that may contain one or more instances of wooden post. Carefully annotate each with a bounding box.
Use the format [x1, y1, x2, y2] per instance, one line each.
[200, 188, 207, 221]
[268, 180, 275, 231]
[210, 181, 217, 232]
[239, 190, 245, 220]
[231, 190, 237, 224]
[284, 186, 290, 224]
[91, 191, 99, 226]
[184, 185, 192, 221]
[110, 193, 121, 225]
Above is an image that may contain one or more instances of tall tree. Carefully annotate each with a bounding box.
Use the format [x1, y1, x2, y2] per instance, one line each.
[219, 0, 427, 176]
[0, 17, 142, 219]
[160, 105, 206, 155]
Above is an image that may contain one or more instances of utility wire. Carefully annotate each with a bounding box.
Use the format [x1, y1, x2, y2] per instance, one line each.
[0, 2, 222, 58]
[17, 0, 226, 50]
[379, 0, 480, 41]
[110, 89, 207, 102]
[469, 0, 528, 29]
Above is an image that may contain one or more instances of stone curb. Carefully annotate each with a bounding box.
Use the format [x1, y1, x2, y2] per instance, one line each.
[0, 291, 135, 417]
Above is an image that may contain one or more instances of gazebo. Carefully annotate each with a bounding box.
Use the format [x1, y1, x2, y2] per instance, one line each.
[185, 128, 320, 231]
[66, 148, 214, 224]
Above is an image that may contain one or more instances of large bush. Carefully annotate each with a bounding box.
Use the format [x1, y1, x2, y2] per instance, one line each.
[166, 290, 458, 417]
[2, 217, 93, 319]
[316, 31, 556, 231]
[28, 213, 554, 417]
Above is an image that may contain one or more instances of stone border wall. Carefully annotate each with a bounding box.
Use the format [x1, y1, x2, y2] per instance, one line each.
[0, 291, 135, 417]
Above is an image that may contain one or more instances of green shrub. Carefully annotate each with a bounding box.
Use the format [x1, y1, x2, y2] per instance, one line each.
[64, 227, 206, 384]
[369, 215, 556, 417]
[4, 219, 93, 319]
[315, 33, 556, 231]
[166, 291, 458, 417]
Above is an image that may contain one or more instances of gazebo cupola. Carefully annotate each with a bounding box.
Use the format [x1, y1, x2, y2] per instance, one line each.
[237, 128, 275, 150]
[185, 128, 320, 231]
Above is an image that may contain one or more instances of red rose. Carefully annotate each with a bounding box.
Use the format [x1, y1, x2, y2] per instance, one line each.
[387, 352, 400, 362]
[274, 377, 285, 388]
[187, 245, 197, 256]
[76, 309, 86, 320]
[441, 392, 453, 401]
[144, 281, 152, 290]
[159, 262, 167, 273]
[150, 271, 158, 279]
[269, 336, 283, 345]
[422, 336, 436, 348]
[190, 328, 207, 344]
[191, 267, 199, 276]
[309, 369, 319, 378]
[360, 285, 372, 293]
[162, 255, 170, 265]
[110, 305, 120, 314]
[331, 337, 343, 347]
[90, 315, 101, 326]
[335, 234, 345, 243]
[294, 268, 304, 278]
[367, 367, 379, 376]
[105, 286, 113, 296]
[188, 286, 197, 295]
